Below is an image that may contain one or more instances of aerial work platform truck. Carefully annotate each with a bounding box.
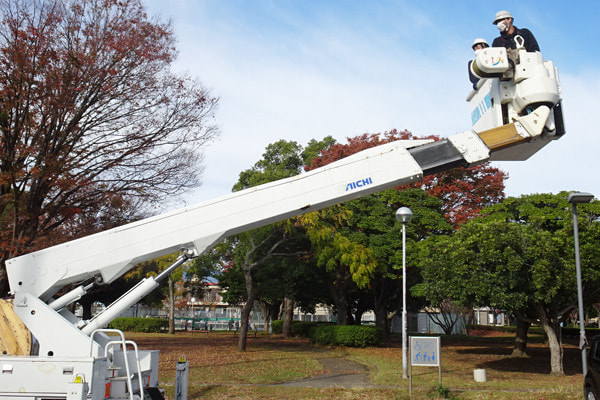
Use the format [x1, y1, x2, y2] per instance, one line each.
[0, 44, 563, 399]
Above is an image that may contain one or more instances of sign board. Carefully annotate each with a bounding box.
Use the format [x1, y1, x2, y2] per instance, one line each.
[410, 336, 440, 367]
[409, 336, 442, 396]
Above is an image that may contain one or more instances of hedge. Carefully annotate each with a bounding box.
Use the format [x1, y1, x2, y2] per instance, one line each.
[270, 320, 382, 346]
[108, 317, 168, 333]
[469, 324, 600, 339]
[291, 321, 320, 338]
[309, 325, 383, 347]
[271, 320, 320, 337]
[271, 319, 383, 347]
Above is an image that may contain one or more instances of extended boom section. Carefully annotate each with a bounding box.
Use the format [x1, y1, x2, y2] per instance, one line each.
[0, 46, 563, 400]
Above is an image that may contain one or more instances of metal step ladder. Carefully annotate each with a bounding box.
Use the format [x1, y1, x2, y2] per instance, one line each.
[90, 329, 145, 400]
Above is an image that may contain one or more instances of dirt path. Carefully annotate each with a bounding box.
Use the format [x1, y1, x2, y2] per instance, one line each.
[276, 357, 372, 388]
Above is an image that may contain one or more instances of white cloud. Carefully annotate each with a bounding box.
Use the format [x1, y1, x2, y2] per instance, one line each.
[169, 15, 427, 201]
[178, 34, 471, 204]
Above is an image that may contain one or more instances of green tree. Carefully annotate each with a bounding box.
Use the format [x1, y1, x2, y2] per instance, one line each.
[254, 243, 329, 335]
[185, 246, 227, 300]
[299, 205, 377, 325]
[416, 192, 600, 375]
[228, 139, 329, 350]
[308, 187, 451, 334]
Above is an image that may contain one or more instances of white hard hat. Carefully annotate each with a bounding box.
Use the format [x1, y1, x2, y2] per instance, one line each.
[493, 10, 513, 24]
[471, 38, 489, 49]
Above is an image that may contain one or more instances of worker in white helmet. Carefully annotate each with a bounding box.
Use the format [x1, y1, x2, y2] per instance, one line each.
[468, 38, 489, 89]
[491, 10, 540, 52]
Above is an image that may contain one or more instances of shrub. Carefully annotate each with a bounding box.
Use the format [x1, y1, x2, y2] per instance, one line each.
[310, 325, 336, 345]
[310, 325, 383, 347]
[108, 317, 167, 333]
[272, 320, 337, 338]
[271, 319, 283, 334]
[290, 321, 319, 338]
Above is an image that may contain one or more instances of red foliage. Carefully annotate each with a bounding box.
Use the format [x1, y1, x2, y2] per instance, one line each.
[305, 129, 506, 228]
[306, 130, 429, 170]
[0, 0, 219, 295]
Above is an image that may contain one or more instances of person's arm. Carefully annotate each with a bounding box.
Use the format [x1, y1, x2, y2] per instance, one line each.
[522, 28, 540, 52]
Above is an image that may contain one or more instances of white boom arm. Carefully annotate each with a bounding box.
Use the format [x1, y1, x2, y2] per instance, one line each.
[0, 47, 564, 400]
[6, 107, 553, 357]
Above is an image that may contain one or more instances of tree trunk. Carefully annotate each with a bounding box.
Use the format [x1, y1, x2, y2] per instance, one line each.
[264, 312, 270, 334]
[346, 308, 355, 325]
[328, 270, 349, 325]
[168, 277, 175, 334]
[540, 319, 564, 375]
[238, 267, 256, 352]
[372, 286, 390, 339]
[330, 288, 348, 325]
[375, 306, 389, 339]
[427, 310, 456, 335]
[355, 293, 371, 325]
[428, 300, 459, 335]
[282, 297, 294, 338]
[259, 301, 272, 334]
[462, 311, 473, 335]
[511, 318, 530, 357]
[593, 304, 600, 328]
[354, 310, 364, 325]
[238, 296, 255, 352]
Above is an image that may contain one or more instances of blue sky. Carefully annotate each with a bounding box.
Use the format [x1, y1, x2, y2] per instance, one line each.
[146, 1, 600, 205]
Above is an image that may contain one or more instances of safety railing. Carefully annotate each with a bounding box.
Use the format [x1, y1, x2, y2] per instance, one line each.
[89, 329, 144, 400]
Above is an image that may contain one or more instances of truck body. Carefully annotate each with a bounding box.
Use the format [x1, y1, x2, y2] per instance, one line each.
[0, 45, 564, 399]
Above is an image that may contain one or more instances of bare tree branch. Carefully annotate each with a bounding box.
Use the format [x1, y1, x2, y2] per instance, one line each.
[0, 0, 219, 294]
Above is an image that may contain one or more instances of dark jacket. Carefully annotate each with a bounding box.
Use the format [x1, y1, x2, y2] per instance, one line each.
[492, 26, 540, 52]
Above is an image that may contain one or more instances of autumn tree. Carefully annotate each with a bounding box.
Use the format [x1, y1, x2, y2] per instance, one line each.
[306, 129, 506, 228]
[0, 0, 219, 295]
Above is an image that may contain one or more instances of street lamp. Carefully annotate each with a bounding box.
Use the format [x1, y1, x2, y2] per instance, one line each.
[396, 206, 413, 379]
[190, 297, 196, 330]
[568, 192, 594, 377]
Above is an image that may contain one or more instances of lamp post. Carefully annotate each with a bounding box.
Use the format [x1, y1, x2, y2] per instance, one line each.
[568, 192, 594, 377]
[190, 297, 196, 330]
[396, 206, 413, 379]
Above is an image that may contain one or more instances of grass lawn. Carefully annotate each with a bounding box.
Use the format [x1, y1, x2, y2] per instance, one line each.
[126, 330, 583, 399]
